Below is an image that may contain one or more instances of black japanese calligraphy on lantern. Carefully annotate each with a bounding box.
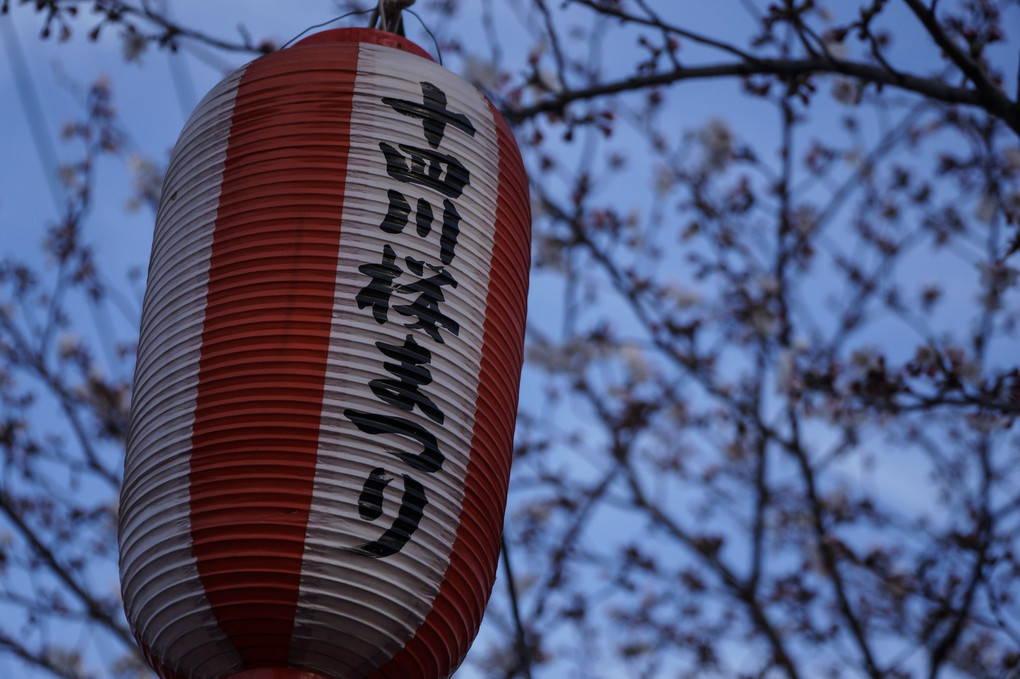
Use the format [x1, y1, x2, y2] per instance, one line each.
[382, 81, 476, 148]
[344, 409, 445, 473]
[354, 249, 461, 343]
[394, 257, 460, 343]
[342, 409, 442, 554]
[357, 467, 392, 521]
[380, 190, 411, 234]
[380, 142, 469, 199]
[370, 334, 444, 424]
[377, 81, 474, 266]
[355, 243, 401, 323]
[379, 190, 461, 265]
[348, 81, 478, 559]
[350, 470, 427, 559]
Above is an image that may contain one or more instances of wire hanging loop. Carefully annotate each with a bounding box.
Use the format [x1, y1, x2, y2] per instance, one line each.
[369, 0, 416, 36]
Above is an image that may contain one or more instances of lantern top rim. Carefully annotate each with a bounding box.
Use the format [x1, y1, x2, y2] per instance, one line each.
[291, 27, 433, 62]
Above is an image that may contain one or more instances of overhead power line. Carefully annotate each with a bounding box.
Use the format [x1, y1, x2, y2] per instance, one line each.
[2, 13, 65, 211]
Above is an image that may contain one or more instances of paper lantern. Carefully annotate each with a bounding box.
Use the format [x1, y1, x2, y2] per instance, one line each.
[119, 27, 530, 679]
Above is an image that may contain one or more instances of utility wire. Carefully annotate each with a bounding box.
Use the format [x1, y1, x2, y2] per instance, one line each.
[2, 13, 121, 369]
[1, 13, 65, 211]
[159, 0, 196, 120]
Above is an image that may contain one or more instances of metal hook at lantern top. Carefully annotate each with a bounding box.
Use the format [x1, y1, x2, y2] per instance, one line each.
[369, 0, 416, 36]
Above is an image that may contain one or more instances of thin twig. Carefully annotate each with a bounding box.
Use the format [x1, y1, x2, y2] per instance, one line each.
[501, 535, 534, 679]
[0, 489, 133, 648]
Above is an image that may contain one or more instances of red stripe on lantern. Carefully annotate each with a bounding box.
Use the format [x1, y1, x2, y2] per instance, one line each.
[187, 44, 358, 666]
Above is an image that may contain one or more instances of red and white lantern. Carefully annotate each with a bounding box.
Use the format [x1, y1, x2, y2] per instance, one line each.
[119, 28, 530, 679]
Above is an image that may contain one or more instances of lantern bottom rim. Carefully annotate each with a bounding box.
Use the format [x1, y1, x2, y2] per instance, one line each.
[224, 669, 330, 679]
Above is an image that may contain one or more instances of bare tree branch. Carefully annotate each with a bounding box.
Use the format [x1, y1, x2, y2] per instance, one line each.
[505, 56, 1020, 134]
[0, 489, 133, 648]
[901, 0, 1014, 113]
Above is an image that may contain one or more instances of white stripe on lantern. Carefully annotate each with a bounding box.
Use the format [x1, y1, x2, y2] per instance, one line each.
[289, 42, 501, 676]
[119, 66, 248, 679]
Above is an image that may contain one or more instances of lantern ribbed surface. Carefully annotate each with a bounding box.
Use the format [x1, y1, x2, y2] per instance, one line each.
[119, 28, 530, 679]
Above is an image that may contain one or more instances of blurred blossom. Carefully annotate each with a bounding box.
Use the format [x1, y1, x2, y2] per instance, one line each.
[654, 164, 675, 195]
[832, 78, 861, 106]
[849, 348, 880, 373]
[534, 67, 562, 94]
[535, 235, 567, 271]
[1003, 190, 1020, 222]
[58, 164, 79, 189]
[127, 155, 163, 212]
[58, 334, 80, 359]
[978, 261, 1018, 292]
[527, 35, 548, 64]
[622, 344, 651, 382]
[698, 118, 732, 170]
[975, 258, 1015, 309]
[912, 344, 938, 369]
[725, 441, 747, 460]
[120, 28, 147, 63]
[127, 155, 150, 173]
[530, 195, 547, 218]
[920, 284, 942, 310]
[776, 349, 801, 395]
[1004, 146, 1020, 171]
[460, 55, 498, 90]
[823, 39, 848, 59]
[945, 346, 982, 382]
[974, 192, 997, 224]
[43, 650, 84, 675]
[824, 488, 850, 515]
[663, 283, 701, 308]
[965, 412, 1010, 434]
[525, 340, 593, 373]
[92, 75, 112, 95]
[750, 307, 777, 336]
[791, 206, 817, 235]
[756, 274, 779, 296]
